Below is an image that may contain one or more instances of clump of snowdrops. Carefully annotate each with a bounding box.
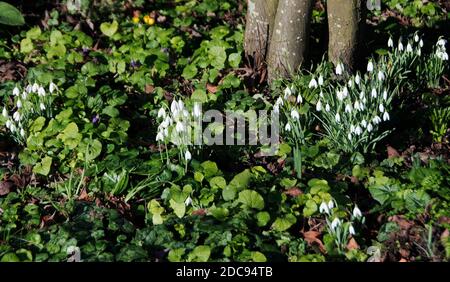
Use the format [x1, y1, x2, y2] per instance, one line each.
[155, 99, 202, 171]
[1, 82, 58, 145]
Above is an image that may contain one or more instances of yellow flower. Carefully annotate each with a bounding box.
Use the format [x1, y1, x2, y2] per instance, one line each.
[143, 15, 155, 25]
[132, 16, 140, 24]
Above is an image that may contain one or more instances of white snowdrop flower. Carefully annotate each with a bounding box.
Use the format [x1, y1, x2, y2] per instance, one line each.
[379, 104, 385, 113]
[372, 115, 382, 125]
[335, 113, 341, 123]
[316, 100, 322, 112]
[13, 111, 20, 121]
[414, 34, 420, 43]
[361, 120, 367, 128]
[325, 103, 330, 112]
[350, 124, 355, 133]
[383, 111, 390, 121]
[319, 202, 330, 214]
[371, 88, 377, 98]
[342, 86, 349, 98]
[331, 218, 341, 230]
[345, 104, 352, 113]
[2, 107, 8, 118]
[378, 71, 385, 81]
[355, 73, 361, 85]
[178, 100, 185, 111]
[349, 224, 356, 236]
[182, 109, 189, 118]
[49, 82, 58, 93]
[38, 87, 46, 97]
[10, 123, 16, 133]
[170, 100, 179, 115]
[367, 61, 374, 72]
[285, 123, 291, 132]
[437, 38, 447, 47]
[296, 94, 303, 104]
[398, 41, 404, 51]
[26, 84, 32, 93]
[291, 109, 300, 120]
[319, 91, 324, 98]
[40, 103, 46, 111]
[20, 128, 25, 138]
[5, 120, 11, 129]
[273, 104, 279, 114]
[388, 37, 394, 48]
[175, 121, 185, 132]
[355, 126, 362, 135]
[359, 91, 365, 100]
[155, 131, 164, 142]
[336, 90, 344, 101]
[328, 200, 334, 210]
[335, 63, 343, 75]
[383, 90, 388, 101]
[367, 123, 373, 132]
[309, 77, 318, 89]
[16, 100, 22, 109]
[354, 101, 361, 111]
[276, 97, 284, 106]
[157, 107, 166, 119]
[161, 117, 171, 128]
[353, 205, 362, 218]
[13, 87, 20, 96]
[193, 103, 201, 118]
[32, 83, 39, 93]
[348, 79, 354, 88]
[419, 39, 424, 48]
[284, 86, 292, 98]
[163, 127, 169, 137]
[347, 133, 352, 141]
[184, 196, 192, 206]
[184, 150, 192, 161]
[21, 92, 27, 100]
[406, 43, 413, 52]
[318, 75, 324, 86]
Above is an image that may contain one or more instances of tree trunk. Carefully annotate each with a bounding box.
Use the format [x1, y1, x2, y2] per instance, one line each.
[267, 0, 313, 81]
[244, 0, 279, 65]
[327, 0, 365, 70]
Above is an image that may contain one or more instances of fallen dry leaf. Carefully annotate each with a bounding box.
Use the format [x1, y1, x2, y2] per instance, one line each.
[303, 230, 327, 254]
[0, 181, 13, 196]
[387, 146, 400, 159]
[206, 84, 218, 94]
[347, 238, 359, 251]
[284, 187, 303, 197]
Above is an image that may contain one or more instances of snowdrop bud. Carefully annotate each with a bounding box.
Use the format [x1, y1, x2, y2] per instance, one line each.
[383, 90, 388, 101]
[184, 150, 192, 161]
[345, 104, 352, 113]
[398, 41, 404, 51]
[355, 73, 361, 85]
[361, 120, 367, 128]
[49, 82, 57, 93]
[319, 91, 324, 98]
[419, 40, 424, 49]
[335, 63, 343, 75]
[2, 107, 7, 118]
[378, 71, 385, 81]
[316, 100, 322, 112]
[350, 124, 355, 133]
[367, 61, 374, 72]
[193, 103, 201, 118]
[309, 77, 318, 89]
[353, 205, 362, 218]
[379, 104, 385, 113]
[20, 128, 25, 137]
[383, 111, 390, 121]
[38, 87, 46, 97]
[414, 34, 419, 43]
[5, 120, 11, 129]
[285, 123, 291, 132]
[318, 75, 324, 86]
[371, 88, 377, 98]
[319, 202, 330, 214]
[157, 107, 166, 119]
[13, 87, 20, 96]
[284, 86, 292, 98]
[13, 111, 20, 121]
[367, 123, 373, 132]
[175, 121, 185, 132]
[328, 200, 334, 210]
[335, 113, 341, 123]
[343, 86, 349, 98]
[348, 79, 354, 88]
[349, 224, 356, 236]
[40, 103, 46, 111]
[347, 133, 352, 140]
[291, 109, 300, 120]
[32, 83, 39, 93]
[325, 103, 330, 112]
[331, 218, 341, 230]
[16, 100, 22, 108]
[26, 84, 32, 93]
[406, 43, 413, 52]
[184, 196, 192, 206]
[10, 123, 16, 133]
[296, 94, 303, 104]
[388, 37, 394, 48]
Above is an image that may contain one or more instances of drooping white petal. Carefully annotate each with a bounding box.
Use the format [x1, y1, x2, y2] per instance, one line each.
[13, 87, 20, 96]
[316, 100, 322, 111]
[184, 150, 192, 161]
[290, 109, 300, 120]
[308, 78, 318, 89]
[388, 37, 394, 48]
[157, 107, 166, 119]
[353, 205, 362, 218]
[367, 61, 374, 72]
[285, 123, 291, 132]
[318, 75, 324, 86]
[383, 111, 390, 121]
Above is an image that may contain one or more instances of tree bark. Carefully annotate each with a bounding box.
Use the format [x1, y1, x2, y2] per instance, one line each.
[327, 0, 365, 70]
[267, 0, 313, 81]
[244, 0, 279, 65]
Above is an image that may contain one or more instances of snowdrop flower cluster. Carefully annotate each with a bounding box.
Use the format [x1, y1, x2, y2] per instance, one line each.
[155, 99, 201, 170]
[320, 199, 365, 254]
[2, 82, 57, 144]
[424, 36, 449, 88]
